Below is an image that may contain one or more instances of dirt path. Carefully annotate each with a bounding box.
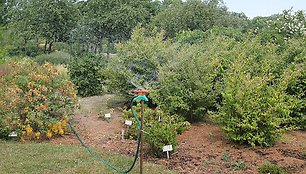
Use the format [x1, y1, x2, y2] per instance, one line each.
[50, 95, 306, 174]
[51, 95, 138, 155]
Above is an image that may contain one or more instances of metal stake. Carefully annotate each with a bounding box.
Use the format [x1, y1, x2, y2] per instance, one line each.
[140, 100, 144, 174]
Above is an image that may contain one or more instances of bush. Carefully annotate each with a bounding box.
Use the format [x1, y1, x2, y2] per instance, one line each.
[52, 42, 71, 52]
[106, 27, 177, 97]
[35, 51, 71, 65]
[145, 122, 177, 157]
[0, 59, 77, 140]
[122, 104, 190, 157]
[68, 54, 107, 97]
[258, 162, 287, 174]
[8, 44, 43, 57]
[174, 30, 206, 45]
[215, 38, 302, 146]
[283, 39, 306, 130]
[152, 36, 234, 121]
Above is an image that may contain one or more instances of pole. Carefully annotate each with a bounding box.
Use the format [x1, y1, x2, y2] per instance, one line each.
[140, 100, 144, 174]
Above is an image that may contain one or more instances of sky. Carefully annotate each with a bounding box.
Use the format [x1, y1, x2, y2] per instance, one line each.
[223, 0, 306, 19]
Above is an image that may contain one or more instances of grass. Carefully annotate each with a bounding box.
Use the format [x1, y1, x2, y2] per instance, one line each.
[0, 140, 176, 174]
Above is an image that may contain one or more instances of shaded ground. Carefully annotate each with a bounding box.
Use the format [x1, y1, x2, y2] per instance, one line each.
[49, 95, 306, 174]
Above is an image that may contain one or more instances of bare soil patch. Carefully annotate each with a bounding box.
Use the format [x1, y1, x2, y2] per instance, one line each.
[48, 95, 306, 174]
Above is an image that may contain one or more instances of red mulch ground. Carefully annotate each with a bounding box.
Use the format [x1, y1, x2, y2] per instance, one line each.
[48, 96, 306, 174]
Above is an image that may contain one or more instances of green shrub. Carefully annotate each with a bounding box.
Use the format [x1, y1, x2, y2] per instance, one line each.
[122, 104, 190, 157]
[152, 36, 234, 121]
[52, 42, 70, 52]
[258, 162, 287, 174]
[8, 43, 43, 57]
[175, 30, 206, 44]
[106, 27, 177, 97]
[283, 39, 306, 129]
[284, 64, 306, 129]
[35, 51, 71, 65]
[215, 38, 302, 146]
[0, 59, 77, 140]
[145, 122, 177, 157]
[68, 54, 107, 97]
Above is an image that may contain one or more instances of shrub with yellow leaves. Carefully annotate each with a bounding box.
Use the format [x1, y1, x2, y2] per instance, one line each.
[0, 58, 78, 141]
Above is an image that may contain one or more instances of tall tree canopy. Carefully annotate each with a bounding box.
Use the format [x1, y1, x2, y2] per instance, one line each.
[86, 0, 150, 47]
[9, 0, 78, 52]
[151, 0, 236, 38]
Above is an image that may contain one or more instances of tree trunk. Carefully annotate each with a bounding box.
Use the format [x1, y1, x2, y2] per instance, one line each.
[44, 40, 48, 53]
[48, 41, 53, 53]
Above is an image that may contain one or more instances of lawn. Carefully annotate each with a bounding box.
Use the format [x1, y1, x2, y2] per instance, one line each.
[0, 140, 176, 174]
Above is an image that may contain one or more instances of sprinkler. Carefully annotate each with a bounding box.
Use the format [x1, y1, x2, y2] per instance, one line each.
[132, 88, 149, 174]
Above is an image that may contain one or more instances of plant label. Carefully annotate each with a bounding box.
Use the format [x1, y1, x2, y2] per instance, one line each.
[163, 145, 173, 159]
[125, 120, 133, 126]
[163, 145, 173, 152]
[8, 131, 17, 137]
[104, 113, 111, 118]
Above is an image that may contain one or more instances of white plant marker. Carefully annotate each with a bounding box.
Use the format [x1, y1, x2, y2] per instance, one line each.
[163, 145, 173, 159]
[104, 113, 111, 118]
[8, 131, 17, 137]
[123, 120, 133, 140]
[125, 120, 133, 126]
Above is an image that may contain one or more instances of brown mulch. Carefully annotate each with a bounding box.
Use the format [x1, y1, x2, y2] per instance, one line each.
[47, 96, 306, 174]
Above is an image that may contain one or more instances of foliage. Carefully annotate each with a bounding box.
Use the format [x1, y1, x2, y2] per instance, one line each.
[151, 0, 246, 38]
[216, 12, 250, 32]
[0, 0, 5, 25]
[214, 38, 303, 146]
[8, 0, 78, 53]
[151, 0, 225, 38]
[221, 152, 231, 162]
[8, 43, 43, 57]
[0, 59, 77, 140]
[270, 9, 306, 40]
[145, 122, 177, 157]
[282, 38, 306, 129]
[73, 0, 151, 54]
[35, 51, 71, 65]
[68, 54, 107, 97]
[231, 160, 246, 171]
[174, 30, 206, 44]
[253, 9, 306, 47]
[122, 104, 190, 157]
[258, 162, 287, 174]
[152, 36, 234, 121]
[106, 27, 177, 96]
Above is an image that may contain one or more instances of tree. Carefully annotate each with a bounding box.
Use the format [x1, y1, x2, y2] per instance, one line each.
[9, 0, 78, 53]
[151, 0, 227, 38]
[0, 0, 5, 25]
[79, 0, 151, 54]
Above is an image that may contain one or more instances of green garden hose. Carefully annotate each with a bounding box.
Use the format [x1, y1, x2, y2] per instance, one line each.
[68, 96, 146, 173]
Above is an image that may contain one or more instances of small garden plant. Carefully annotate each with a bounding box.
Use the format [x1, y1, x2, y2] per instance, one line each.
[258, 162, 287, 174]
[122, 104, 190, 157]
